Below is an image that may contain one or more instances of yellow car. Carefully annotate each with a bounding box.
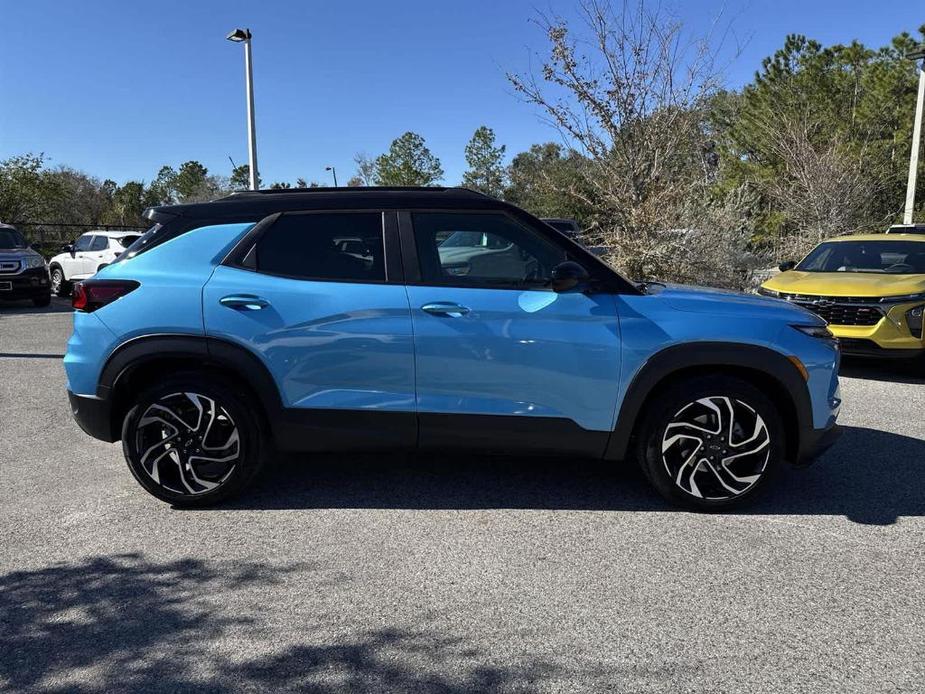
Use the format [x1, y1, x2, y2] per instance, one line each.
[759, 233, 925, 358]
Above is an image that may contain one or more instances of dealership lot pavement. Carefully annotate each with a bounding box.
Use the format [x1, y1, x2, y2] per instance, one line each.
[1, 298, 924, 693]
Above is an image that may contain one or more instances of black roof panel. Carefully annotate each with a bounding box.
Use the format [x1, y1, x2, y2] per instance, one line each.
[147, 186, 502, 221]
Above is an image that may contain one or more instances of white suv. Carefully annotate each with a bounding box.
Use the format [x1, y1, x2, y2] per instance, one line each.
[48, 230, 142, 296]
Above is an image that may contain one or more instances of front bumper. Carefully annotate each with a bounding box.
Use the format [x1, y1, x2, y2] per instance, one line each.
[794, 421, 841, 467]
[837, 338, 924, 359]
[0, 266, 51, 300]
[68, 389, 118, 442]
[825, 302, 924, 353]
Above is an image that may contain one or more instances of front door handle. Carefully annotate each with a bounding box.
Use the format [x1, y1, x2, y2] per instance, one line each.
[421, 302, 470, 317]
[220, 294, 270, 311]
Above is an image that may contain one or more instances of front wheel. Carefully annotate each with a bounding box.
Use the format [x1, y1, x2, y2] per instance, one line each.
[636, 375, 784, 510]
[50, 267, 70, 297]
[121, 374, 266, 507]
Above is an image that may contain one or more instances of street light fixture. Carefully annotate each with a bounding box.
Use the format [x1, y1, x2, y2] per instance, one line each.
[226, 27, 259, 190]
[903, 44, 925, 225]
[226, 28, 251, 43]
[325, 166, 338, 187]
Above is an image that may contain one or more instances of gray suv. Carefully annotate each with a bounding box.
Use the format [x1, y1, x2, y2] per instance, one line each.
[0, 224, 51, 307]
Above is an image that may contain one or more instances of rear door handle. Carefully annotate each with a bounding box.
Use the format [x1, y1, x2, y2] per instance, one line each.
[421, 302, 470, 317]
[220, 294, 270, 311]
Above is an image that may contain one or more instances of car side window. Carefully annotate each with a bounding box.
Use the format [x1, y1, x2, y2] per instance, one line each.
[74, 235, 93, 252]
[412, 212, 566, 288]
[89, 236, 109, 251]
[254, 212, 386, 282]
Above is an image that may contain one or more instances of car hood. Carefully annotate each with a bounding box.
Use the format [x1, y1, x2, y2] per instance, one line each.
[654, 283, 823, 323]
[0, 247, 42, 259]
[0, 248, 44, 268]
[762, 270, 925, 298]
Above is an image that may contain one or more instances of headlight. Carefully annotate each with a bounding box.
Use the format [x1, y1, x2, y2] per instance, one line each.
[25, 256, 46, 269]
[757, 287, 780, 297]
[881, 292, 925, 303]
[792, 324, 836, 340]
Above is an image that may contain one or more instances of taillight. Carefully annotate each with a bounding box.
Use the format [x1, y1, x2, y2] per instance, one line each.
[72, 280, 140, 312]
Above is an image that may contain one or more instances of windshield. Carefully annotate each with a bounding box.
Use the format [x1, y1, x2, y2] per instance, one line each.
[438, 231, 511, 250]
[797, 240, 925, 274]
[0, 229, 28, 250]
[439, 231, 486, 248]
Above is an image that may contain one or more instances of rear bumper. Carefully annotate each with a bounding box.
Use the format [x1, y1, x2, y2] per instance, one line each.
[68, 389, 117, 442]
[794, 421, 841, 467]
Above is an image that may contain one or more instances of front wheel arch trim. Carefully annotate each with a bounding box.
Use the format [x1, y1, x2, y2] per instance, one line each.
[605, 342, 812, 462]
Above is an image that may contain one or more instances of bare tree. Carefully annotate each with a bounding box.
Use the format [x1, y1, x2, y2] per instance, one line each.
[751, 110, 887, 259]
[508, 0, 731, 281]
[352, 153, 377, 187]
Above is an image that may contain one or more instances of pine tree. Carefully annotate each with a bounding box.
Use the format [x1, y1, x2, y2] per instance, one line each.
[374, 133, 443, 186]
[462, 126, 506, 197]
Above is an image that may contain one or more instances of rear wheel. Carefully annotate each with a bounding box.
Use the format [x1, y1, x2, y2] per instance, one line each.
[50, 266, 70, 297]
[121, 374, 266, 506]
[636, 375, 783, 510]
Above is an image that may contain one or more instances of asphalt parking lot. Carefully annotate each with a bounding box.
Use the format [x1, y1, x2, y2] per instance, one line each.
[1, 297, 924, 693]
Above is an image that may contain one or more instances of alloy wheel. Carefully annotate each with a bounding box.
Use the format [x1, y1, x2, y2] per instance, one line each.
[51, 269, 62, 294]
[134, 392, 241, 495]
[661, 396, 770, 501]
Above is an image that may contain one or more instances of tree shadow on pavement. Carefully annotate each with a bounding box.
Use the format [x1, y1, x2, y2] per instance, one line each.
[219, 426, 924, 526]
[0, 554, 565, 693]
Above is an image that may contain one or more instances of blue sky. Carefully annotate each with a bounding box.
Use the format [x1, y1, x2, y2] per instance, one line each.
[0, 0, 921, 187]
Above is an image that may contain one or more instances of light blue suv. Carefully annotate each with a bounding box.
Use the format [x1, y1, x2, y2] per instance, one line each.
[64, 187, 841, 509]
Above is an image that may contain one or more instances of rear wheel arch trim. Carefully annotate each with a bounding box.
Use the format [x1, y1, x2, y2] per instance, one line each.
[100, 334, 284, 430]
[605, 342, 811, 462]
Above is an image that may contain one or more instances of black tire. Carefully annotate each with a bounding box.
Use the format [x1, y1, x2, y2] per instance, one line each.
[121, 372, 267, 507]
[50, 266, 71, 297]
[31, 292, 52, 307]
[636, 375, 784, 511]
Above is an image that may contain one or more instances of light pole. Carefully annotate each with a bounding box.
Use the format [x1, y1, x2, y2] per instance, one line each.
[226, 28, 259, 191]
[903, 45, 925, 225]
[325, 166, 338, 187]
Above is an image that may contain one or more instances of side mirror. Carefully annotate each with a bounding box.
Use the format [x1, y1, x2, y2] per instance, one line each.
[778, 260, 796, 272]
[550, 261, 590, 293]
[30, 243, 42, 252]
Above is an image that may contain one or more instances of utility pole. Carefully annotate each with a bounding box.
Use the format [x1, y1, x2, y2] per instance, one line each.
[903, 46, 925, 225]
[227, 28, 259, 190]
[326, 166, 338, 187]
